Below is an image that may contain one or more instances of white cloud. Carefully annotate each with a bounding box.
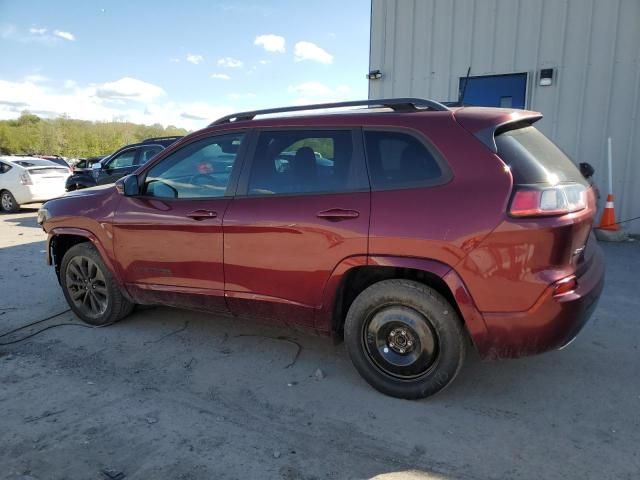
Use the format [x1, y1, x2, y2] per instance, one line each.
[53, 30, 75, 41]
[170, 58, 180, 63]
[217, 57, 243, 68]
[64, 79, 77, 89]
[2, 24, 75, 44]
[210, 73, 231, 80]
[228, 92, 256, 100]
[0, 77, 235, 130]
[24, 74, 48, 83]
[294, 41, 333, 64]
[288, 82, 351, 104]
[254, 34, 285, 53]
[94, 77, 166, 102]
[259, 59, 270, 65]
[186, 53, 204, 65]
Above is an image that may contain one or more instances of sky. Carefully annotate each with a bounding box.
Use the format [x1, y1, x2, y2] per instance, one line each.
[0, 0, 371, 130]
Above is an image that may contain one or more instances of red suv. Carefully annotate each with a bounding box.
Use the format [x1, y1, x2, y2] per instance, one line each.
[38, 99, 604, 399]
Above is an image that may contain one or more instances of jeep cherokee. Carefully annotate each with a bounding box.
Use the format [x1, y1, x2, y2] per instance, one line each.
[38, 98, 604, 399]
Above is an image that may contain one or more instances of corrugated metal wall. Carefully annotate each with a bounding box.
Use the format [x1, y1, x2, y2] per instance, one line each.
[369, 0, 640, 232]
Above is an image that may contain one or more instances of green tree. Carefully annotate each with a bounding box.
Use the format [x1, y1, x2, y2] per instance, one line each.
[0, 114, 189, 158]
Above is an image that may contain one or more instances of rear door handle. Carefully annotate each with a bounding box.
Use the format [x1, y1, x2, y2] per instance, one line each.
[187, 210, 218, 220]
[316, 208, 360, 221]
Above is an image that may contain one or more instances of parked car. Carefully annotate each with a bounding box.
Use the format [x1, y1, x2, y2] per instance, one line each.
[0, 156, 70, 213]
[65, 137, 182, 191]
[72, 156, 106, 173]
[38, 98, 604, 399]
[37, 155, 72, 173]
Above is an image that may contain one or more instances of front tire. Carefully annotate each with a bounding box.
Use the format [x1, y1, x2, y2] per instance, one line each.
[60, 243, 134, 326]
[0, 190, 20, 213]
[344, 279, 466, 399]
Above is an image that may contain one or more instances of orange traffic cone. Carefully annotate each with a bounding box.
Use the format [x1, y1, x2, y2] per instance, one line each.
[598, 193, 619, 231]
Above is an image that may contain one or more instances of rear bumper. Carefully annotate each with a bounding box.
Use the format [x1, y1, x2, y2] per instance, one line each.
[475, 241, 605, 359]
[14, 184, 66, 205]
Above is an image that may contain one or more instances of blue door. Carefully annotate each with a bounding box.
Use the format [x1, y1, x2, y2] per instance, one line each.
[459, 73, 528, 109]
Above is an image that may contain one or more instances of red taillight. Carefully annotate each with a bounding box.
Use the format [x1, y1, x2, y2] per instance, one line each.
[510, 184, 587, 217]
[553, 276, 577, 297]
[19, 172, 33, 185]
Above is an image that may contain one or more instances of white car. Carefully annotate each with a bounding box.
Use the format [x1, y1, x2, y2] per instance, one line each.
[0, 156, 71, 213]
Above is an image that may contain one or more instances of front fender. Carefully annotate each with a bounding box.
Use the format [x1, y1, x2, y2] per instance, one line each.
[47, 227, 120, 285]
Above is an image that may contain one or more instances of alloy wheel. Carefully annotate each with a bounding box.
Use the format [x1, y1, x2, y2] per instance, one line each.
[65, 255, 109, 319]
[1, 192, 13, 211]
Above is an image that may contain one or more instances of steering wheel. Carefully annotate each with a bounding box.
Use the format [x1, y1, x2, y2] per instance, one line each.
[190, 173, 224, 187]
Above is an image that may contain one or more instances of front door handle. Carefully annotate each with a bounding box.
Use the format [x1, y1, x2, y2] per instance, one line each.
[187, 209, 218, 220]
[316, 208, 360, 221]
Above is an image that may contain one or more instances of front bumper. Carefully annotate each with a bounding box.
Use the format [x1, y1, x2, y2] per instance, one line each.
[476, 240, 605, 359]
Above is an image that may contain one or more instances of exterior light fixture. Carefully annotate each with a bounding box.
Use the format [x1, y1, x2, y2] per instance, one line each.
[366, 69, 383, 80]
[539, 68, 554, 86]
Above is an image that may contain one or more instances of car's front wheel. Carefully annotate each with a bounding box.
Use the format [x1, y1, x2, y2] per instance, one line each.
[60, 243, 134, 326]
[0, 190, 20, 213]
[344, 279, 467, 399]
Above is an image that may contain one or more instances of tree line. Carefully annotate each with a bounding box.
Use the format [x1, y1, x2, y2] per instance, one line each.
[0, 111, 189, 158]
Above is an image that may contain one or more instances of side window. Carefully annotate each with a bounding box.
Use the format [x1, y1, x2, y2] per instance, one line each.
[107, 149, 136, 170]
[138, 146, 163, 165]
[144, 133, 244, 199]
[247, 130, 364, 195]
[364, 131, 445, 190]
[0, 162, 12, 174]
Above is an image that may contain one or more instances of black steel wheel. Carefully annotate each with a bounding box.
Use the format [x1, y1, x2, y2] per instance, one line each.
[344, 279, 467, 399]
[363, 305, 439, 379]
[60, 242, 134, 326]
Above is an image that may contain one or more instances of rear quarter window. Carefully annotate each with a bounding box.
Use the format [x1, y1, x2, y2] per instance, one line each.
[495, 126, 587, 186]
[364, 130, 448, 190]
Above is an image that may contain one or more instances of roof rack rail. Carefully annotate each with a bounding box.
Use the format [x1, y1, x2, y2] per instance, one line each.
[142, 136, 183, 143]
[210, 97, 449, 126]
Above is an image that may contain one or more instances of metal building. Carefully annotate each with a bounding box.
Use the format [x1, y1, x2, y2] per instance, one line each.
[368, 0, 640, 232]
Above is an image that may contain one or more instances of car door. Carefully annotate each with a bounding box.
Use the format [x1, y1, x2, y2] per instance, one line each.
[112, 131, 247, 313]
[0, 161, 11, 188]
[137, 145, 164, 167]
[223, 128, 370, 326]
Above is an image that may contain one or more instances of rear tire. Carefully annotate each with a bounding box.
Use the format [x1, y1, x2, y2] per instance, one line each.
[60, 243, 134, 326]
[344, 279, 466, 399]
[0, 190, 20, 213]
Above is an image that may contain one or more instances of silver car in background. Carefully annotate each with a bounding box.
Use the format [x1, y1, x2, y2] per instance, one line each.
[0, 156, 71, 213]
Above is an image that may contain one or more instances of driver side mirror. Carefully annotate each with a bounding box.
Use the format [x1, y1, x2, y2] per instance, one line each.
[115, 174, 140, 196]
[91, 162, 102, 179]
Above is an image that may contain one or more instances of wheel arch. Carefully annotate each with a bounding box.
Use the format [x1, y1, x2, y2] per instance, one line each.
[48, 228, 117, 284]
[320, 255, 488, 352]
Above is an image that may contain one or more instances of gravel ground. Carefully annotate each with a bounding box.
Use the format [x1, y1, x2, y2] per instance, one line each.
[1, 207, 639, 480]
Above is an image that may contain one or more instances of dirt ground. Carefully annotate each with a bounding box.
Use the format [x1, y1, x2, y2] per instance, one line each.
[1, 207, 639, 480]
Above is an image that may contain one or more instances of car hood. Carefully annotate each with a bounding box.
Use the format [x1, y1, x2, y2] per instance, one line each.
[62, 183, 115, 198]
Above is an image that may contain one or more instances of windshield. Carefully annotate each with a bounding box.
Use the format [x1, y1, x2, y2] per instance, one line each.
[9, 158, 63, 168]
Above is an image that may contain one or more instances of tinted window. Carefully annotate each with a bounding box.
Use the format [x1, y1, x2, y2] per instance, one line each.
[144, 133, 244, 199]
[108, 150, 136, 169]
[248, 130, 363, 195]
[138, 146, 163, 165]
[364, 131, 444, 189]
[0, 162, 11, 174]
[495, 126, 586, 185]
[11, 159, 58, 168]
